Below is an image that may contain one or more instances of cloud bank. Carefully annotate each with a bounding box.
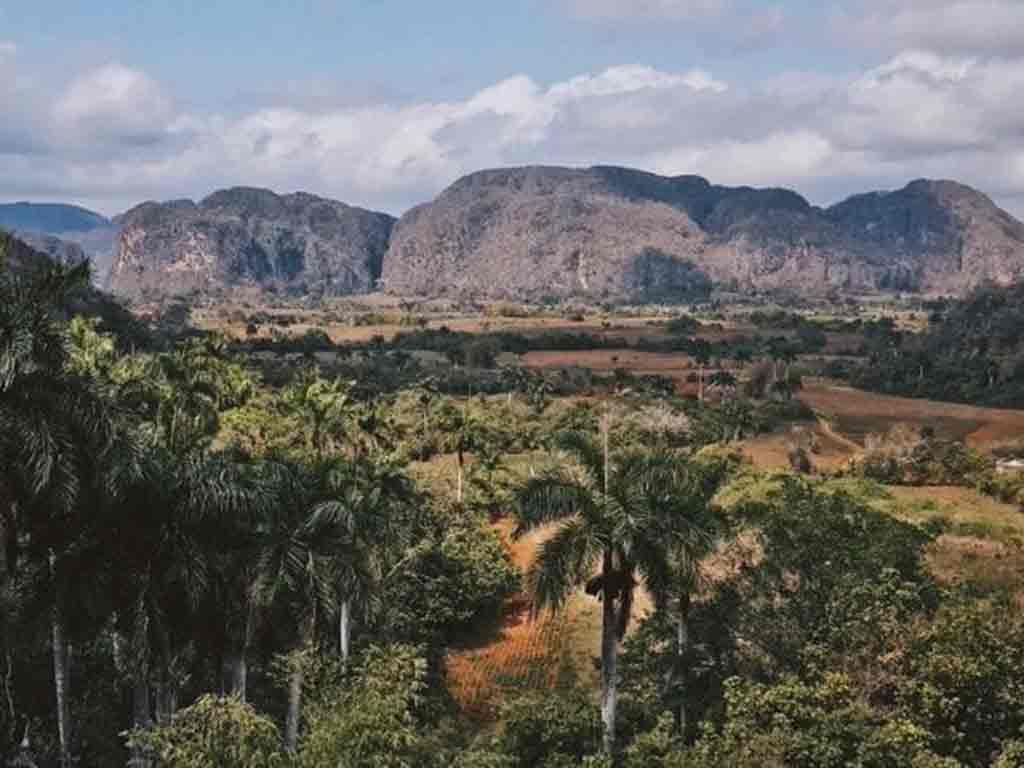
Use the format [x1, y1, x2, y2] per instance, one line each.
[1, 40, 1023, 218]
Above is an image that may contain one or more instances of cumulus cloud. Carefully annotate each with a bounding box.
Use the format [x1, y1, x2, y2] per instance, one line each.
[835, 0, 1024, 56]
[53, 64, 177, 149]
[2, 50, 1024, 218]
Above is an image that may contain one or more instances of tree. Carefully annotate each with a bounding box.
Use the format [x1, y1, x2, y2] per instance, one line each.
[691, 341, 712, 403]
[0, 257, 120, 767]
[128, 695, 287, 768]
[281, 366, 354, 460]
[639, 459, 727, 739]
[512, 424, 699, 756]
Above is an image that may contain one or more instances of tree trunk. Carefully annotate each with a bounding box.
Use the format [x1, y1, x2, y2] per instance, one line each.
[49, 550, 72, 768]
[599, 557, 618, 757]
[284, 664, 303, 753]
[676, 593, 691, 740]
[127, 675, 152, 768]
[698, 365, 705, 403]
[51, 604, 72, 768]
[224, 601, 255, 701]
[223, 652, 248, 702]
[456, 447, 465, 503]
[339, 599, 351, 664]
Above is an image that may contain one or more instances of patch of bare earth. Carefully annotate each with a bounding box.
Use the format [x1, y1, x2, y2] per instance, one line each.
[798, 384, 1024, 449]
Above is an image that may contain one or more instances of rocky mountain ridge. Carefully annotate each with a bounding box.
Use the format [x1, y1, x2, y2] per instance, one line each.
[383, 167, 1024, 299]
[108, 188, 396, 299]
[13, 167, 1024, 302]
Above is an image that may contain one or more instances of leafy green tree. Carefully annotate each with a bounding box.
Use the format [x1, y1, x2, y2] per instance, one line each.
[499, 687, 603, 767]
[299, 644, 432, 768]
[128, 694, 287, 768]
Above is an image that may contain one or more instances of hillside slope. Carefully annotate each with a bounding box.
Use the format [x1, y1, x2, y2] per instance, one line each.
[382, 166, 1024, 299]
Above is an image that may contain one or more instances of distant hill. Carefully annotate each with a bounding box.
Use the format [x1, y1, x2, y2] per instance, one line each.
[0, 202, 109, 233]
[382, 167, 1024, 300]
[0, 202, 119, 283]
[108, 187, 396, 299]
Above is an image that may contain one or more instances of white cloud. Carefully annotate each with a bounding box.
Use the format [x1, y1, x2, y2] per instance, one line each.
[836, 0, 1024, 56]
[2, 52, 1024, 218]
[567, 0, 728, 20]
[53, 64, 176, 148]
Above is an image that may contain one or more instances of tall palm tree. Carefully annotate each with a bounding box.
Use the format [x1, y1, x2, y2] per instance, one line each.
[309, 452, 416, 664]
[252, 459, 336, 753]
[0, 256, 120, 768]
[638, 458, 728, 739]
[513, 426, 690, 756]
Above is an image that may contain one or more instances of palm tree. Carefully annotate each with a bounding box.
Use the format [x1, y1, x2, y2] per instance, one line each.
[691, 341, 712, 403]
[639, 458, 727, 739]
[281, 365, 353, 460]
[107, 445, 262, 768]
[252, 459, 336, 753]
[512, 423, 690, 756]
[0, 257, 120, 768]
[307, 454, 415, 665]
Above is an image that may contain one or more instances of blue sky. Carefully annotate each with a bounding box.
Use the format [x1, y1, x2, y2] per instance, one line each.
[1, 0, 1023, 216]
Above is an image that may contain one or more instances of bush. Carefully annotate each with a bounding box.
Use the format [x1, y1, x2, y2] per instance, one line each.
[500, 688, 603, 767]
[129, 695, 287, 768]
[300, 645, 433, 768]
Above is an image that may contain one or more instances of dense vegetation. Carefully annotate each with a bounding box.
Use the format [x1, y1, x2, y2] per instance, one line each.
[850, 282, 1024, 407]
[5, 242, 1024, 767]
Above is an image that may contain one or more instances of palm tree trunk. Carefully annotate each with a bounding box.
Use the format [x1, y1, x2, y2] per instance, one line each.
[676, 593, 691, 740]
[51, 602, 72, 768]
[128, 675, 152, 768]
[456, 447, 465, 503]
[284, 664, 303, 753]
[49, 551, 72, 768]
[600, 578, 618, 757]
[224, 601, 256, 701]
[284, 612, 314, 754]
[339, 598, 351, 664]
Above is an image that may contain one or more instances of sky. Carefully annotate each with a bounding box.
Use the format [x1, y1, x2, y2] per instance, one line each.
[1, 0, 1023, 217]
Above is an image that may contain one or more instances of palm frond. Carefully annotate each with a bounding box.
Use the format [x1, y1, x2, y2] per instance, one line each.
[513, 470, 595, 538]
[553, 430, 606, 487]
[525, 517, 600, 615]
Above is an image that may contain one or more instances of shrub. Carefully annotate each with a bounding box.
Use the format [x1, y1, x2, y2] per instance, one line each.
[500, 688, 603, 767]
[128, 695, 287, 768]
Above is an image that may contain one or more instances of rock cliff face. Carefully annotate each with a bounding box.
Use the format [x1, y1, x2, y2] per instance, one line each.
[109, 188, 395, 299]
[383, 167, 1024, 299]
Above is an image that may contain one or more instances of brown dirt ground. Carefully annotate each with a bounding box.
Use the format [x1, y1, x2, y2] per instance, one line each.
[798, 384, 1024, 449]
